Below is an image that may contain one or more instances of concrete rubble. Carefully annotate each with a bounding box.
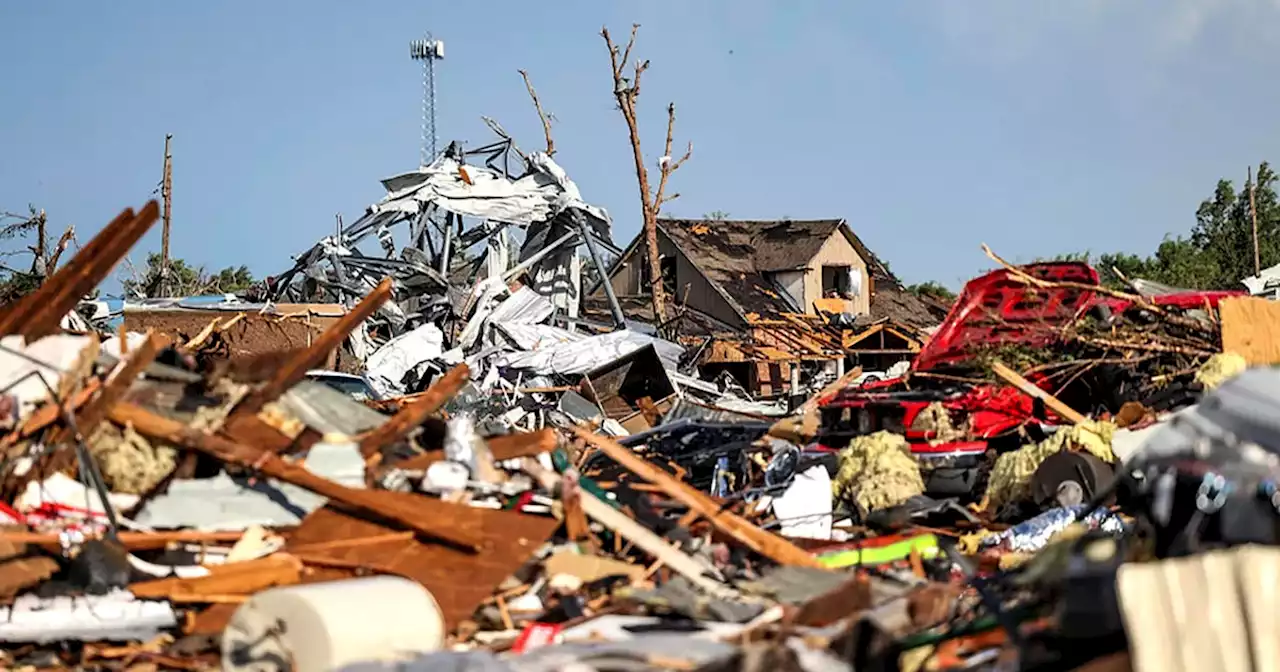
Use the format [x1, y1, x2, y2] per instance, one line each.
[5, 143, 1280, 672]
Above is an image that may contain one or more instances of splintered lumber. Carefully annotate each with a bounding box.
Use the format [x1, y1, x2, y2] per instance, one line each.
[0, 530, 246, 551]
[0, 202, 160, 340]
[286, 497, 560, 629]
[520, 456, 742, 600]
[108, 401, 484, 552]
[51, 331, 167, 445]
[229, 276, 394, 420]
[990, 361, 1088, 424]
[571, 427, 825, 568]
[395, 429, 559, 471]
[359, 364, 471, 459]
[129, 554, 303, 600]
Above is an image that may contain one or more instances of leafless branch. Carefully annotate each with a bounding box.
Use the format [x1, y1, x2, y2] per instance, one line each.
[517, 70, 556, 156]
[651, 103, 693, 214]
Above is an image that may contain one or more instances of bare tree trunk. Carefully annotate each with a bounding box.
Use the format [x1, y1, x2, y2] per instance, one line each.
[602, 24, 692, 325]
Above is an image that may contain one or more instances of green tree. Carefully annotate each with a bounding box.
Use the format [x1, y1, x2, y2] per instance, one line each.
[906, 281, 956, 303]
[702, 210, 731, 220]
[1053, 163, 1280, 291]
[123, 253, 256, 298]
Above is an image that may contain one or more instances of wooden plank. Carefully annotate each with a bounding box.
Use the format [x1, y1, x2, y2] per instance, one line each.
[0, 206, 137, 336]
[1221, 296, 1280, 365]
[571, 427, 825, 568]
[51, 331, 167, 445]
[21, 202, 160, 340]
[129, 554, 303, 599]
[228, 277, 393, 421]
[108, 401, 484, 552]
[990, 361, 1087, 425]
[0, 530, 246, 551]
[358, 364, 470, 459]
[285, 498, 559, 630]
[521, 456, 742, 600]
[392, 429, 559, 471]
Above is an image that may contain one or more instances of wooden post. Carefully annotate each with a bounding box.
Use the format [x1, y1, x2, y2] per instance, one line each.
[1251, 165, 1261, 277]
[160, 134, 174, 296]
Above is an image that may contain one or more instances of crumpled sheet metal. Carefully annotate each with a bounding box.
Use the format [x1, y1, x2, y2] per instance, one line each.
[375, 152, 610, 236]
[364, 323, 445, 398]
[979, 505, 1127, 554]
[496, 329, 684, 376]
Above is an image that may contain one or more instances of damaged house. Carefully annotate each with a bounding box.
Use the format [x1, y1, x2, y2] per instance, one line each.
[591, 218, 946, 397]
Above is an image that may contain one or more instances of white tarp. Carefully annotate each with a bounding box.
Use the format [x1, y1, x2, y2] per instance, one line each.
[495, 329, 684, 376]
[364, 323, 445, 398]
[0, 334, 92, 421]
[772, 466, 834, 540]
[374, 152, 609, 231]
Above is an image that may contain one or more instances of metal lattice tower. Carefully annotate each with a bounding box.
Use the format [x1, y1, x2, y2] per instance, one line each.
[409, 33, 445, 166]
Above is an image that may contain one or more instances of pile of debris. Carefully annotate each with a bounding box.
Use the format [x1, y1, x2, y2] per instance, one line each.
[7, 147, 1280, 671]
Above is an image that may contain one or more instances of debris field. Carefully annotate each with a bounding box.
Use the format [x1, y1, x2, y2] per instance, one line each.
[4, 135, 1280, 672]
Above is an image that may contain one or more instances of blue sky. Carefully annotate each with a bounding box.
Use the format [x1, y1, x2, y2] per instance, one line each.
[4, 1, 1280, 295]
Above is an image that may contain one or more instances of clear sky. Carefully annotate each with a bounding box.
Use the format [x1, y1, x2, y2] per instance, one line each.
[3, 1, 1280, 296]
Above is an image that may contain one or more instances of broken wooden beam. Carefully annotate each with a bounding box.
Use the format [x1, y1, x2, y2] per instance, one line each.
[129, 554, 303, 600]
[2, 202, 160, 340]
[990, 361, 1088, 425]
[571, 426, 825, 568]
[229, 277, 393, 421]
[393, 428, 559, 471]
[108, 401, 484, 552]
[51, 331, 168, 445]
[0, 529, 247, 551]
[358, 364, 471, 459]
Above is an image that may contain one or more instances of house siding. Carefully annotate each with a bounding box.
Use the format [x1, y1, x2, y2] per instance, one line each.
[803, 231, 870, 315]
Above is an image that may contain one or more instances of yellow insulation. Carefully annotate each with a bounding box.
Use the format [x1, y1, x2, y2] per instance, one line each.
[832, 431, 925, 515]
[983, 420, 1117, 512]
[88, 422, 178, 495]
[1195, 352, 1247, 390]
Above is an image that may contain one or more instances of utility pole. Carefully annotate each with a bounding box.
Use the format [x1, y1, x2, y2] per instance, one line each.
[409, 33, 445, 166]
[160, 133, 174, 296]
[1251, 165, 1261, 276]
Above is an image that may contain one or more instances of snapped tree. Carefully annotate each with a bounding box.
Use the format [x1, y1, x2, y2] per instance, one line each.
[0, 206, 75, 303]
[602, 24, 692, 322]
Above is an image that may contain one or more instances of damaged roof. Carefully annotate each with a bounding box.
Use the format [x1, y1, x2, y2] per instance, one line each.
[656, 218, 945, 329]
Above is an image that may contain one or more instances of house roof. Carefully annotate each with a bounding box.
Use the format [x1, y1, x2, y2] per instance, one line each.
[656, 217, 945, 328]
[655, 217, 803, 317]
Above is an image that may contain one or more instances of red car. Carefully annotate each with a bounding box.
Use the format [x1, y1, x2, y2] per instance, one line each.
[817, 262, 1240, 496]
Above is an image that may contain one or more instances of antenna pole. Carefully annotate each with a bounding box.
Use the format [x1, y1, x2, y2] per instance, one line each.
[160, 133, 173, 296]
[409, 33, 445, 166]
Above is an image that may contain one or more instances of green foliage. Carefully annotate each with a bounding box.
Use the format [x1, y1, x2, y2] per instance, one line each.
[702, 210, 731, 220]
[123, 252, 256, 298]
[906, 280, 956, 303]
[1057, 163, 1280, 290]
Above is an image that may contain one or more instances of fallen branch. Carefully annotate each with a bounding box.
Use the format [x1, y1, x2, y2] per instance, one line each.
[517, 70, 555, 156]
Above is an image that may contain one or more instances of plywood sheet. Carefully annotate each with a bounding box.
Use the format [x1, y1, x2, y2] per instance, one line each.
[1220, 297, 1280, 365]
[286, 498, 558, 629]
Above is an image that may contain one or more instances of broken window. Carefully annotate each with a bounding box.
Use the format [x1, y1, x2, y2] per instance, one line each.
[822, 265, 860, 299]
[661, 255, 677, 296]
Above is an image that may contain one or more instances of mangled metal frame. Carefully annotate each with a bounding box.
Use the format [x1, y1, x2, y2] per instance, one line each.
[267, 124, 627, 355]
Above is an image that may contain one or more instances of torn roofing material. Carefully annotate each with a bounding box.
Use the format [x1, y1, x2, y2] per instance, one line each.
[375, 151, 611, 239]
[651, 218, 945, 328]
